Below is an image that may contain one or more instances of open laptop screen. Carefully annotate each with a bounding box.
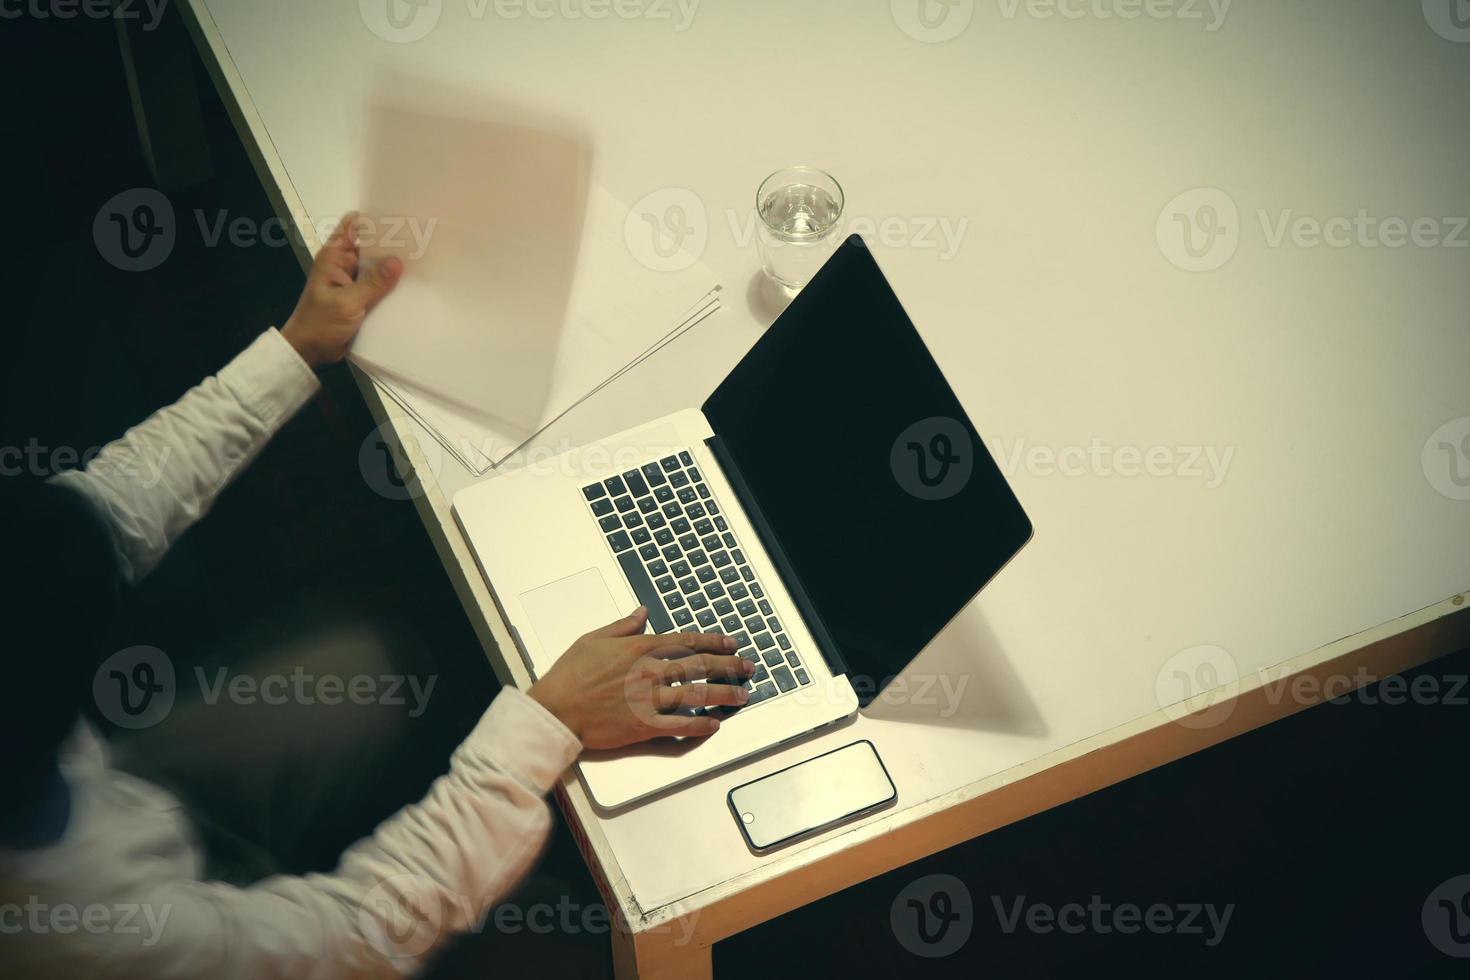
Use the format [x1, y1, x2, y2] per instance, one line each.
[704, 238, 1032, 706]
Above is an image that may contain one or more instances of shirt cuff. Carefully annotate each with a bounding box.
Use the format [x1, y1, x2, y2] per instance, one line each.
[458, 688, 582, 796]
[218, 328, 320, 429]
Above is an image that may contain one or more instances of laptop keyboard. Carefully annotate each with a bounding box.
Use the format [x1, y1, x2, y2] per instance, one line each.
[581, 450, 812, 708]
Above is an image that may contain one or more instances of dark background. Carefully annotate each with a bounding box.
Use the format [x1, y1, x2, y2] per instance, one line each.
[2, 8, 1466, 978]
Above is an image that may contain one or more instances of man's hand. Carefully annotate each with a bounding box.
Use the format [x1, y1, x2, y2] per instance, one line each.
[529, 607, 755, 749]
[281, 212, 403, 368]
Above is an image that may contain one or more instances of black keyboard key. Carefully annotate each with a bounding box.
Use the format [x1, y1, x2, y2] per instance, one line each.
[617, 551, 673, 633]
[605, 475, 626, 497]
[688, 593, 708, 610]
[624, 470, 649, 497]
[671, 560, 691, 578]
[688, 467, 701, 481]
[615, 495, 635, 513]
[714, 597, 734, 615]
[706, 501, 719, 515]
[763, 648, 785, 667]
[694, 518, 714, 535]
[622, 512, 644, 529]
[697, 610, 716, 627]
[747, 682, 777, 705]
[679, 451, 693, 466]
[678, 533, 700, 551]
[591, 498, 614, 517]
[679, 576, 699, 595]
[662, 502, 682, 518]
[794, 668, 809, 686]
[714, 516, 728, 531]
[705, 581, 726, 599]
[719, 567, 740, 584]
[633, 528, 653, 545]
[676, 487, 696, 504]
[655, 485, 675, 502]
[655, 530, 675, 548]
[661, 545, 682, 562]
[646, 512, 666, 530]
[599, 516, 622, 533]
[736, 598, 757, 617]
[688, 549, 708, 567]
[711, 550, 731, 568]
[701, 534, 722, 552]
[722, 532, 737, 549]
[771, 666, 796, 692]
[754, 631, 775, 650]
[673, 608, 694, 626]
[608, 531, 632, 552]
[741, 567, 755, 582]
[731, 631, 751, 649]
[752, 664, 769, 684]
[639, 544, 659, 561]
[654, 575, 676, 593]
[637, 496, 657, 514]
[642, 462, 667, 486]
[647, 559, 668, 576]
[786, 651, 802, 667]
[670, 471, 689, 489]
[660, 455, 680, 472]
[732, 549, 745, 564]
[686, 502, 707, 519]
[763, 607, 776, 622]
[666, 592, 686, 609]
[728, 582, 749, 600]
[672, 517, 691, 534]
[721, 615, 742, 632]
[697, 565, 717, 583]
[745, 618, 765, 636]
[697, 484, 711, 499]
[751, 583, 764, 599]
[777, 633, 791, 650]
[583, 484, 607, 501]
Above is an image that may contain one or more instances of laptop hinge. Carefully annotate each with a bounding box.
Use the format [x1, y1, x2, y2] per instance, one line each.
[704, 435, 852, 680]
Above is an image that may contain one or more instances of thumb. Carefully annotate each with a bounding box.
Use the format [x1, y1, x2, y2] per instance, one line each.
[590, 607, 649, 638]
[348, 255, 403, 313]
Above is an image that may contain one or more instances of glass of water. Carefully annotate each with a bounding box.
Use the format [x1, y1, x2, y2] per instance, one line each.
[755, 167, 845, 292]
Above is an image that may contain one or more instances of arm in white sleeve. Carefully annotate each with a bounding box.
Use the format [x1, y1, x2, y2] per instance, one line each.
[51, 328, 319, 584]
[84, 688, 583, 980]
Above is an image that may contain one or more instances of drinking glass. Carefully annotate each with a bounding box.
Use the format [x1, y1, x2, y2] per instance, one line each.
[755, 167, 845, 292]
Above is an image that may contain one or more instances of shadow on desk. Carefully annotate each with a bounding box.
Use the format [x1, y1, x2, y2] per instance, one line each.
[863, 613, 1049, 738]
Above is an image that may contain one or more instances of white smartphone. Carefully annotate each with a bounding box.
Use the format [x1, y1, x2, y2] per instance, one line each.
[727, 740, 897, 853]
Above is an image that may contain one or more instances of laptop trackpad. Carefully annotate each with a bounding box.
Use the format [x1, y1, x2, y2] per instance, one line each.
[520, 568, 621, 665]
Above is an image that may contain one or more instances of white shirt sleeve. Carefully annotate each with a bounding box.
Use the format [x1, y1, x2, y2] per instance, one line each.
[51, 328, 320, 583]
[11, 688, 583, 979]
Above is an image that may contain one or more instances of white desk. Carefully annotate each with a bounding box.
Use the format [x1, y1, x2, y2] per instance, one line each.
[182, 2, 1470, 975]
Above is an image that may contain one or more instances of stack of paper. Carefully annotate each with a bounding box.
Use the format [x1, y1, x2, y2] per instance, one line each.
[346, 96, 721, 472]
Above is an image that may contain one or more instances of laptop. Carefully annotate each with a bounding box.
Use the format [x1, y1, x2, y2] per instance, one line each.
[453, 236, 1032, 809]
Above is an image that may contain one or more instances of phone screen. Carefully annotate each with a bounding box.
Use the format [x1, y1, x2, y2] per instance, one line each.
[728, 741, 896, 852]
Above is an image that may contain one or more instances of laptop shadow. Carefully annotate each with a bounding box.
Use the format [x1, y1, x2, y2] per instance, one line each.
[861, 612, 1049, 738]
